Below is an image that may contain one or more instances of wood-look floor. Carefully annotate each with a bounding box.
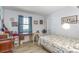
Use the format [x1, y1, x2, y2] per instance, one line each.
[13, 42, 48, 53]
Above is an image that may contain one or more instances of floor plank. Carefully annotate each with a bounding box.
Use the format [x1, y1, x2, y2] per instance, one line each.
[13, 42, 48, 53]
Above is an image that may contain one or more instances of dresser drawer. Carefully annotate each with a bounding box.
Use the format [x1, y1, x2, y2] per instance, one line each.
[0, 40, 13, 52]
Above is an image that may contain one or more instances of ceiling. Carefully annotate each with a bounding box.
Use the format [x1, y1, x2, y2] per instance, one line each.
[3, 6, 67, 16]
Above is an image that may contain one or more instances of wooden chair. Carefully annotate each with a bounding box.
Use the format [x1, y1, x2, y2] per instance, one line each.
[32, 32, 40, 44]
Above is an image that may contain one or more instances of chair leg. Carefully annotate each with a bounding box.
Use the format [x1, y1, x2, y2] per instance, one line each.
[33, 39, 35, 44]
[37, 38, 41, 46]
[32, 35, 35, 44]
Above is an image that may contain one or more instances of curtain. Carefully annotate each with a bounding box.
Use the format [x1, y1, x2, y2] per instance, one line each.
[18, 15, 23, 33]
[18, 15, 32, 34]
[28, 17, 32, 34]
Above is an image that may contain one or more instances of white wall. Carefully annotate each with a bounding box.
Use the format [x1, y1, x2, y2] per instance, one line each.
[0, 6, 3, 30]
[3, 9, 46, 33]
[47, 6, 79, 39]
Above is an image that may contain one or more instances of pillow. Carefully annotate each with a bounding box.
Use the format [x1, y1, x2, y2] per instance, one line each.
[73, 43, 79, 50]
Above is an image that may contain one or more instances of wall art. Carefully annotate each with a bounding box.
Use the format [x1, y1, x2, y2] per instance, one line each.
[61, 15, 77, 24]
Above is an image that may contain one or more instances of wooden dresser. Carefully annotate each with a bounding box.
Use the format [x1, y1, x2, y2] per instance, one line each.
[0, 35, 14, 53]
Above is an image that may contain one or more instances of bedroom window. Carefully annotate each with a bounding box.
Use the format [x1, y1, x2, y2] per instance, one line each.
[23, 17, 29, 34]
[18, 15, 32, 34]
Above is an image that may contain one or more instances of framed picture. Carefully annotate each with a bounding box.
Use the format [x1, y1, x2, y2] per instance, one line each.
[12, 22, 18, 27]
[61, 15, 77, 24]
[34, 20, 38, 24]
[40, 20, 43, 24]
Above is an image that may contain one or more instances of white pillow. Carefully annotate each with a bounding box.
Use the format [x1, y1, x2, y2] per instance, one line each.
[73, 43, 79, 50]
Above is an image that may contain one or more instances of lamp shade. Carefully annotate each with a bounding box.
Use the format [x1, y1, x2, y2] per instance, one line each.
[62, 23, 70, 30]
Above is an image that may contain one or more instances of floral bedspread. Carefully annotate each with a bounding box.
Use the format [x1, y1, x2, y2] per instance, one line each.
[39, 35, 79, 53]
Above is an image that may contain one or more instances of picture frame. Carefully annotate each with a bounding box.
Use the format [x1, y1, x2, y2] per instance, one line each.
[61, 15, 77, 24]
[12, 22, 18, 27]
[40, 20, 43, 24]
[34, 20, 38, 24]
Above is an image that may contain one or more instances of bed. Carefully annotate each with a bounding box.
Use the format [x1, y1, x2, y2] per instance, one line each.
[38, 35, 79, 53]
